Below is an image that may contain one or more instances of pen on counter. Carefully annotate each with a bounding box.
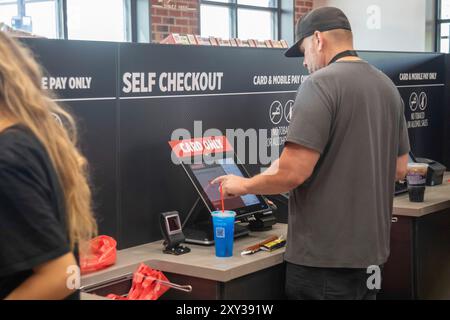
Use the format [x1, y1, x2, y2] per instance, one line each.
[241, 235, 279, 256]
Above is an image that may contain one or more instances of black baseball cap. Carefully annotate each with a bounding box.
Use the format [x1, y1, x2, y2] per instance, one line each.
[285, 7, 352, 57]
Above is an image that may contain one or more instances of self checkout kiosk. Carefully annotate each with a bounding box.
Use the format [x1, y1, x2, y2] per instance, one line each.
[169, 136, 276, 245]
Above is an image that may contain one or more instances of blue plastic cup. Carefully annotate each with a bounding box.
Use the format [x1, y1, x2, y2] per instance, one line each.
[211, 211, 236, 257]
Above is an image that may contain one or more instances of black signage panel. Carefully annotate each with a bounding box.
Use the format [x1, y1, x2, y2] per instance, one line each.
[22, 39, 117, 100]
[67, 101, 119, 239]
[360, 52, 445, 86]
[360, 52, 446, 162]
[399, 86, 444, 161]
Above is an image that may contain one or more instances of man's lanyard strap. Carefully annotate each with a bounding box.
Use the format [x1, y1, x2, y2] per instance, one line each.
[328, 50, 359, 65]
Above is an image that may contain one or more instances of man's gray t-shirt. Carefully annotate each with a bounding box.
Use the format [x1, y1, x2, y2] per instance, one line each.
[285, 60, 410, 268]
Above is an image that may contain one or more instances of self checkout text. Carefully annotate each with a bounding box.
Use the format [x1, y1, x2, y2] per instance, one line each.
[122, 72, 224, 93]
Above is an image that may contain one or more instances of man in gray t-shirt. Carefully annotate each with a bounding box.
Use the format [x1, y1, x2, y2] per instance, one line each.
[213, 7, 410, 300]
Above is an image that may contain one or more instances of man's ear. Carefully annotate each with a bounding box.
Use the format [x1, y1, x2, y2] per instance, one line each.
[315, 31, 324, 52]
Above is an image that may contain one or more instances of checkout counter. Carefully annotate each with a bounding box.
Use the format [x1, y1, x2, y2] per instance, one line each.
[381, 172, 450, 300]
[81, 174, 450, 300]
[81, 224, 287, 300]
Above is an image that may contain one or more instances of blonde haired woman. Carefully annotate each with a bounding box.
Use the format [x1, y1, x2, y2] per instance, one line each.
[0, 32, 97, 299]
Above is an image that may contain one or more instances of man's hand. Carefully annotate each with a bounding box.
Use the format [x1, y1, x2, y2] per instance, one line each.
[210, 143, 319, 197]
[211, 175, 249, 198]
[396, 153, 409, 181]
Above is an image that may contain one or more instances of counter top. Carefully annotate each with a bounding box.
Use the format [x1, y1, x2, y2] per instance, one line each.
[81, 223, 287, 290]
[393, 173, 450, 217]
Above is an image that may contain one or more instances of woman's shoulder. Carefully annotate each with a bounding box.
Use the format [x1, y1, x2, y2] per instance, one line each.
[0, 125, 44, 169]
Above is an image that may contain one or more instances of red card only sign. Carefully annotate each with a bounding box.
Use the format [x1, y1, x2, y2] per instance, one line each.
[169, 136, 233, 158]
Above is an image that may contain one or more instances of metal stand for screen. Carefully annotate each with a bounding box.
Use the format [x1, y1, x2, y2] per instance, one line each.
[181, 196, 250, 246]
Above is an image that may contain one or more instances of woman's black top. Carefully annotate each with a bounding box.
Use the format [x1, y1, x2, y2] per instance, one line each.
[0, 124, 79, 300]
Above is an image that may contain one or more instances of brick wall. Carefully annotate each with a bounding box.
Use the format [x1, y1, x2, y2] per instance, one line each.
[150, 0, 314, 43]
[294, 1, 314, 24]
[151, 0, 199, 43]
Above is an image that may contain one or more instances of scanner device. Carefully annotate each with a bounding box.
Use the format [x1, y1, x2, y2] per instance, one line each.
[159, 211, 191, 255]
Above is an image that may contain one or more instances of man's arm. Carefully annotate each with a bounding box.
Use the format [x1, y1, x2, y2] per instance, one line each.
[212, 143, 320, 197]
[396, 153, 409, 181]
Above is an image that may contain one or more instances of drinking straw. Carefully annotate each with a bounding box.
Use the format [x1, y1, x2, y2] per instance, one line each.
[220, 183, 225, 213]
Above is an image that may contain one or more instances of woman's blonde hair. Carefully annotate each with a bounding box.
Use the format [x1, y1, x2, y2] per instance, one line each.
[0, 32, 97, 250]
